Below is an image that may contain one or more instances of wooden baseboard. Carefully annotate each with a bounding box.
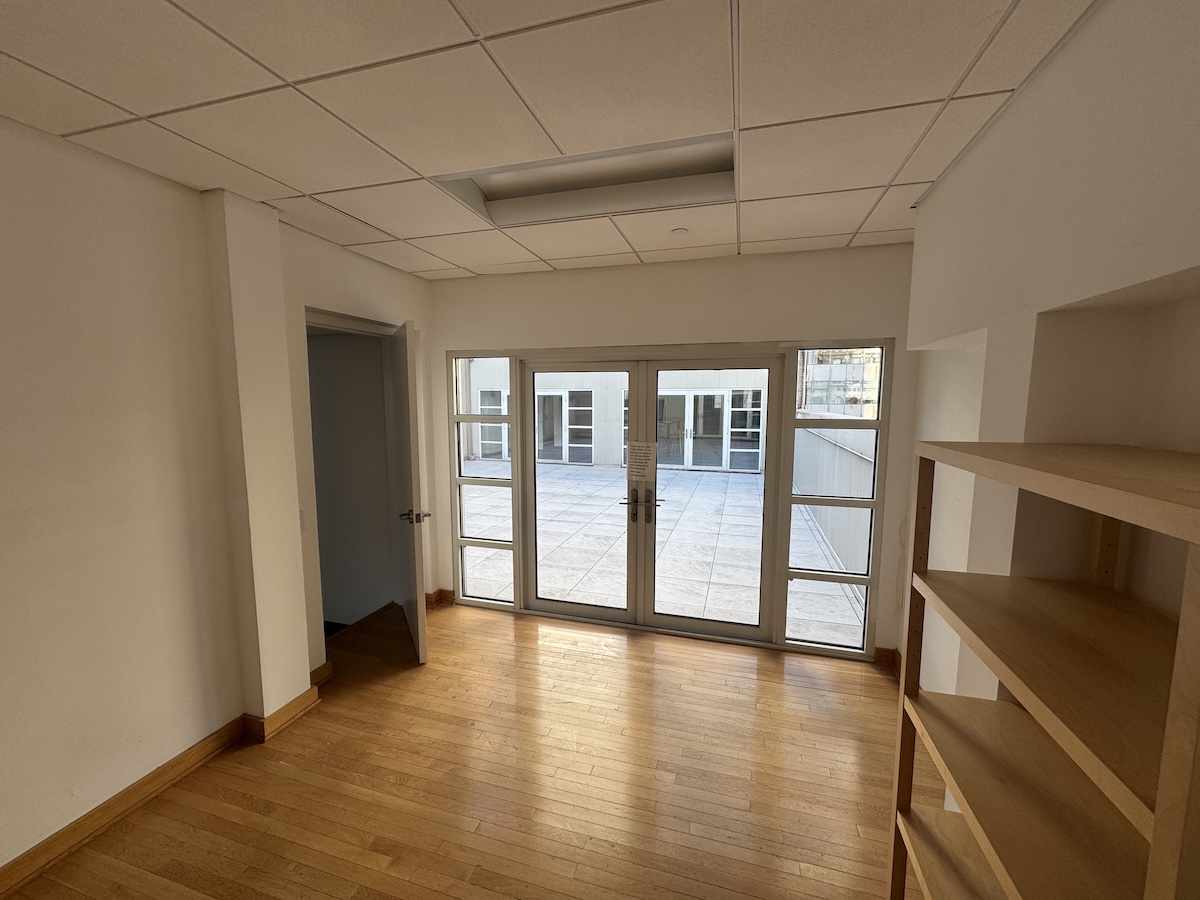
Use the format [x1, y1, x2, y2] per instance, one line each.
[875, 647, 901, 679]
[425, 588, 454, 609]
[242, 686, 319, 744]
[0, 716, 243, 897]
[310, 661, 333, 687]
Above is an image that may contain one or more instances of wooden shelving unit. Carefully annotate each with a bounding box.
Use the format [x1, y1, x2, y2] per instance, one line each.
[888, 444, 1200, 900]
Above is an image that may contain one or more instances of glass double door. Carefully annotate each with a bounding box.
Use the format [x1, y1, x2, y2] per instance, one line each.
[656, 391, 727, 469]
[522, 357, 780, 641]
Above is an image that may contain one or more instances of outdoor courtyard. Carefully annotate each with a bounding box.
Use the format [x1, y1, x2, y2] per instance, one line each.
[460, 463, 868, 648]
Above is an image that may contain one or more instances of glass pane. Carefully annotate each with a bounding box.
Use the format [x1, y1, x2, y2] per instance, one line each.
[786, 579, 866, 649]
[792, 428, 877, 499]
[568, 427, 592, 445]
[731, 410, 762, 430]
[729, 450, 760, 472]
[654, 369, 767, 627]
[796, 347, 882, 420]
[457, 422, 511, 478]
[455, 357, 509, 414]
[790, 504, 872, 574]
[569, 408, 593, 427]
[732, 389, 761, 408]
[657, 394, 685, 465]
[461, 545, 513, 602]
[730, 429, 761, 452]
[691, 394, 725, 467]
[568, 391, 592, 408]
[459, 484, 513, 541]
[533, 371, 629, 610]
[535, 394, 564, 461]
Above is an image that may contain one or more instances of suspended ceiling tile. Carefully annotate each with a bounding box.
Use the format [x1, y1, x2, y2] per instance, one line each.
[317, 180, 489, 238]
[741, 235, 852, 254]
[71, 120, 295, 200]
[157, 88, 414, 193]
[860, 182, 931, 232]
[960, 0, 1094, 94]
[174, 0, 471, 80]
[549, 253, 641, 270]
[304, 44, 558, 176]
[271, 197, 393, 244]
[415, 267, 475, 279]
[612, 203, 737, 251]
[0, 55, 128, 134]
[348, 240, 454, 272]
[471, 260, 554, 275]
[0, 0, 278, 114]
[504, 219, 631, 259]
[454, 0, 633, 35]
[895, 93, 1009, 183]
[738, 0, 1007, 126]
[851, 229, 915, 247]
[410, 230, 537, 267]
[739, 189, 883, 241]
[488, 0, 732, 155]
[640, 243, 738, 263]
[739, 103, 938, 200]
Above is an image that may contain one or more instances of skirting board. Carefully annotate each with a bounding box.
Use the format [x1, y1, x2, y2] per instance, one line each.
[425, 588, 454, 608]
[875, 647, 901, 679]
[0, 716, 243, 897]
[242, 686, 320, 744]
[310, 661, 333, 687]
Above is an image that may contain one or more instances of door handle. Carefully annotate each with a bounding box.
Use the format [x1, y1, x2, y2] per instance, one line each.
[618, 488, 639, 523]
[400, 509, 431, 524]
[641, 491, 664, 524]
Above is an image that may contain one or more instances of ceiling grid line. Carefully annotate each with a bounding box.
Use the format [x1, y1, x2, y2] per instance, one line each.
[845, 0, 1023, 243]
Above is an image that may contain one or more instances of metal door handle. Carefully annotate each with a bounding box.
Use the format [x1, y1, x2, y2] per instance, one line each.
[401, 509, 431, 524]
[618, 488, 639, 523]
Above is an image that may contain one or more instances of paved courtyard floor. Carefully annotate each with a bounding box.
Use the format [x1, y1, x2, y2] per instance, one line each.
[461, 463, 866, 648]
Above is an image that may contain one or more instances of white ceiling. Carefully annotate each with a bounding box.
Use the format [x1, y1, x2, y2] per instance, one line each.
[0, 0, 1094, 278]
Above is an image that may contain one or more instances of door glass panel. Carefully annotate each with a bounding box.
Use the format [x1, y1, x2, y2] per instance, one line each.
[786, 578, 866, 649]
[459, 484, 513, 541]
[790, 504, 872, 574]
[691, 394, 725, 467]
[653, 369, 767, 627]
[656, 394, 685, 465]
[533, 371, 629, 610]
[461, 545, 513, 602]
[535, 394, 564, 461]
[792, 428, 876, 498]
[457, 422, 510, 478]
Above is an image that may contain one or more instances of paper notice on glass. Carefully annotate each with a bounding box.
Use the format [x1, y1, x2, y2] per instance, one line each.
[626, 441, 656, 480]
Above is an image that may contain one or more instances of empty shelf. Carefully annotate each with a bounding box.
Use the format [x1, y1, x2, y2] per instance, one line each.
[914, 570, 1173, 838]
[906, 691, 1148, 900]
[897, 804, 1006, 900]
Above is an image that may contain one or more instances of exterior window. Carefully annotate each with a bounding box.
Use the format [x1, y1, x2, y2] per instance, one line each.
[728, 388, 764, 472]
[787, 346, 886, 650]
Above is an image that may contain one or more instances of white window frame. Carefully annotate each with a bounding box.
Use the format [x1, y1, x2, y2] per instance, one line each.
[476, 388, 509, 461]
[728, 387, 766, 473]
[446, 339, 893, 662]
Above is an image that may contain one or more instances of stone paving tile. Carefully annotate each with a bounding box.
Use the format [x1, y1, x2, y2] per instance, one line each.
[460, 463, 865, 647]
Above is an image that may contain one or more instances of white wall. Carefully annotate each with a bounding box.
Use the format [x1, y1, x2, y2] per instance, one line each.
[427, 247, 918, 647]
[0, 117, 243, 864]
[280, 226, 434, 669]
[909, 0, 1200, 349]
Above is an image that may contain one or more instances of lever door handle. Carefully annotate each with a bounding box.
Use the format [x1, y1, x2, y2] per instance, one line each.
[618, 489, 639, 523]
[400, 509, 431, 524]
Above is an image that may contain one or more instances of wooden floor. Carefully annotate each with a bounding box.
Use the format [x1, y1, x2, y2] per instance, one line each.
[19, 604, 944, 900]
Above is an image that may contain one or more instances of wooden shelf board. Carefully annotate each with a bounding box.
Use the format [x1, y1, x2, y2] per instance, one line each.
[914, 570, 1173, 839]
[917, 442, 1200, 544]
[906, 691, 1148, 900]
[898, 805, 1006, 900]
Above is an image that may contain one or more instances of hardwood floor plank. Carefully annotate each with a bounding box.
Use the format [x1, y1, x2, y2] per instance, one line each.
[24, 606, 916, 900]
